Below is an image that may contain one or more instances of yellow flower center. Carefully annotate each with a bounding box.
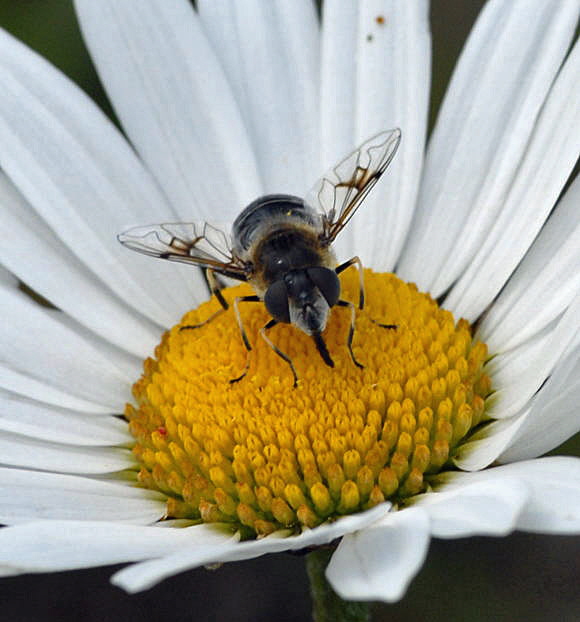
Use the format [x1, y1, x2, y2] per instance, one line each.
[126, 269, 491, 536]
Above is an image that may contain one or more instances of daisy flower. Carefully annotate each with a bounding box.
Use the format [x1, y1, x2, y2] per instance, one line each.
[0, 0, 579, 616]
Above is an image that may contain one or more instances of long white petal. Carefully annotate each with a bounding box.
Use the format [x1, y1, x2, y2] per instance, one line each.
[326, 507, 430, 602]
[453, 414, 525, 472]
[0, 431, 134, 474]
[488, 324, 554, 394]
[398, 0, 579, 298]
[321, 1, 430, 265]
[491, 290, 580, 420]
[0, 521, 231, 573]
[0, 468, 165, 524]
[433, 458, 580, 534]
[478, 176, 580, 352]
[498, 344, 580, 462]
[198, 0, 319, 194]
[112, 503, 391, 593]
[0, 173, 161, 359]
[0, 365, 113, 414]
[413, 477, 528, 537]
[319, 0, 357, 259]
[456, 319, 579, 470]
[510, 458, 580, 533]
[445, 37, 580, 320]
[0, 284, 133, 410]
[0, 28, 206, 326]
[0, 391, 131, 445]
[320, 0, 357, 168]
[75, 0, 262, 220]
[354, 1, 430, 270]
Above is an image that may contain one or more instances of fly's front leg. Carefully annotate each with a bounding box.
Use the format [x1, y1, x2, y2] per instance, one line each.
[260, 319, 299, 388]
[335, 256, 365, 310]
[181, 268, 229, 331]
[229, 295, 261, 384]
[336, 299, 363, 369]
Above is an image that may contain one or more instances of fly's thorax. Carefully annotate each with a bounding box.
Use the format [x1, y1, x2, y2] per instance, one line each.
[245, 224, 335, 296]
[232, 194, 322, 260]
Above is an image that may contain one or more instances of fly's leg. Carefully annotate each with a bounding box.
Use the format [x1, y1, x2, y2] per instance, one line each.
[260, 319, 299, 388]
[336, 256, 397, 329]
[372, 320, 398, 329]
[229, 295, 261, 384]
[336, 299, 363, 369]
[335, 256, 365, 309]
[181, 276, 260, 383]
[233, 295, 260, 352]
[181, 268, 230, 330]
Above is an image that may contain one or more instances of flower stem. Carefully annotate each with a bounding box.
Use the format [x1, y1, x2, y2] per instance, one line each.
[306, 548, 372, 622]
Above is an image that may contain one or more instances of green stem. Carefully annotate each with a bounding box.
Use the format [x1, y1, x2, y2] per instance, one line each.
[306, 548, 372, 622]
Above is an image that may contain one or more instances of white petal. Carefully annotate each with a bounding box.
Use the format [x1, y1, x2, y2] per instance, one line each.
[0, 365, 112, 414]
[490, 290, 580, 420]
[453, 316, 579, 470]
[112, 503, 391, 593]
[453, 414, 525, 472]
[0, 284, 132, 410]
[0, 520, 232, 573]
[51, 309, 142, 380]
[434, 457, 580, 534]
[445, 37, 580, 320]
[320, 0, 358, 168]
[478, 176, 580, 352]
[510, 457, 580, 533]
[0, 390, 131, 445]
[320, 2, 430, 267]
[0, 468, 165, 524]
[0, 431, 133, 474]
[354, 2, 430, 270]
[413, 477, 528, 537]
[0, 172, 160, 359]
[75, 0, 262, 220]
[326, 507, 430, 602]
[498, 343, 580, 462]
[0, 28, 205, 326]
[198, 0, 319, 194]
[486, 322, 555, 392]
[398, 0, 579, 298]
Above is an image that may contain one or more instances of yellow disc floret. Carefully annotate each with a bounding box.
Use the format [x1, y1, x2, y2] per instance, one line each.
[126, 269, 491, 536]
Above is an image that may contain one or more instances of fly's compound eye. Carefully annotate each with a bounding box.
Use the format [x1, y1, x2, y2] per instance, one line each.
[307, 267, 340, 307]
[264, 280, 291, 323]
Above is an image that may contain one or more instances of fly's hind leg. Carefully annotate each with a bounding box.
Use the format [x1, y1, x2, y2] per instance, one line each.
[229, 295, 261, 384]
[181, 268, 230, 331]
[260, 319, 299, 388]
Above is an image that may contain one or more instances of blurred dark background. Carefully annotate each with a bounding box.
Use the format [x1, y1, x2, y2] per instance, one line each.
[0, 1, 578, 620]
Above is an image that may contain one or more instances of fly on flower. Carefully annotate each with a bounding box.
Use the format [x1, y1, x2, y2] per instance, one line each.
[118, 129, 401, 385]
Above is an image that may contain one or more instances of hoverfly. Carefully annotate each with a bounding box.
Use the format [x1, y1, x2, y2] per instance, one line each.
[119, 129, 401, 386]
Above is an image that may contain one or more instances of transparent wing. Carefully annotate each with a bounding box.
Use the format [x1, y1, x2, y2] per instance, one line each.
[118, 222, 250, 281]
[306, 129, 401, 245]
